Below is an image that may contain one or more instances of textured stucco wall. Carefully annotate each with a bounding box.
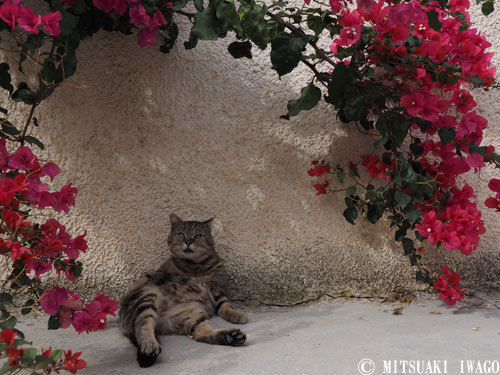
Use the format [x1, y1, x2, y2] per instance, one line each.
[2, 6, 500, 303]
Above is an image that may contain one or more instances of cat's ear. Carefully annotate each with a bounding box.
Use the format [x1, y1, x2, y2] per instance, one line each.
[170, 213, 182, 226]
[202, 217, 214, 227]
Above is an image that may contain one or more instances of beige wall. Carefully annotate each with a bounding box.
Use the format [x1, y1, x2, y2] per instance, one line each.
[3, 6, 500, 303]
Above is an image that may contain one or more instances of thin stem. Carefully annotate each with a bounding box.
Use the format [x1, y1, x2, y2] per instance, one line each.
[20, 103, 38, 146]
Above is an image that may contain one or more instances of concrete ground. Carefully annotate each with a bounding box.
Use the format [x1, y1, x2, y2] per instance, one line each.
[18, 292, 500, 375]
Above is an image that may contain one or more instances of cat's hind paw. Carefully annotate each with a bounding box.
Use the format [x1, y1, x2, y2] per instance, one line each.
[223, 329, 246, 346]
[137, 339, 161, 367]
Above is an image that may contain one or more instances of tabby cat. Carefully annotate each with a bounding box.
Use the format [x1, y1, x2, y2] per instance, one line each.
[119, 214, 248, 367]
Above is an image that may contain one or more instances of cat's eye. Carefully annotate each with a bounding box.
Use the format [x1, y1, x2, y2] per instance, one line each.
[176, 233, 185, 240]
[194, 234, 203, 240]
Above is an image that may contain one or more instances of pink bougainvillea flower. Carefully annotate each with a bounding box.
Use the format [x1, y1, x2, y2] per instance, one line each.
[30, 259, 52, 279]
[93, 294, 119, 316]
[401, 90, 424, 117]
[488, 178, 500, 194]
[54, 183, 78, 212]
[356, 0, 374, 16]
[17, 7, 41, 34]
[42, 162, 61, 181]
[40, 286, 69, 315]
[93, 0, 115, 12]
[0, 328, 16, 346]
[8, 146, 36, 170]
[42, 11, 62, 36]
[72, 311, 93, 333]
[137, 26, 158, 48]
[485, 197, 500, 211]
[60, 294, 84, 329]
[128, 4, 147, 26]
[152, 11, 167, 27]
[0, 1, 20, 29]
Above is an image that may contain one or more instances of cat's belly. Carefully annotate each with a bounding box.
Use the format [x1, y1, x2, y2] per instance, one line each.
[158, 280, 216, 318]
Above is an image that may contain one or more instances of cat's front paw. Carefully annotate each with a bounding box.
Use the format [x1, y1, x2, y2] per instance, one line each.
[233, 311, 248, 324]
[223, 329, 246, 346]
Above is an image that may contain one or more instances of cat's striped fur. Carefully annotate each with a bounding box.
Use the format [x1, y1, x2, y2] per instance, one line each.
[120, 214, 247, 367]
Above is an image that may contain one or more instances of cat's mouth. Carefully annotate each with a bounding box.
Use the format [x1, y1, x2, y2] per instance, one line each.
[183, 248, 194, 255]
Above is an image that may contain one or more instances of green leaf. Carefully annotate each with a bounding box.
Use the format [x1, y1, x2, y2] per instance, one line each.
[60, 10, 79, 36]
[346, 185, 356, 196]
[22, 299, 35, 315]
[270, 33, 306, 77]
[390, 120, 411, 147]
[194, 0, 204, 12]
[367, 203, 384, 224]
[0, 362, 11, 375]
[174, 0, 189, 10]
[48, 315, 61, 330]
[21, 348, 37, 366]
[184, 31, 199, 50]
[214, 0, 241, 31]
[7, 315, 17, 328]
[34, 355, 51, 370]
[403, 205, 421, 222]
[1, 120, 20, 136]
[482, 0, 494, 15]
[438, 127, 456, 146]
[306, 15, 324, 35]
[427, 10, 442, 31]
[0, 292, 13, 306]
[49, 349, 63, 361]
[343, 207, 358, 224]
[286, 83, 321, 117]
[192, 4, 219, 40]
[395, 227, 407, 242]
[160, 22, 180, 54]
[12, 83, 37, 105]
[24, 136, 44, 150]
[402, 237, 415, 255]
[0, 63, 14, 94]
[239, 3, 270, 49]
[227, 41, 252, 59]
[337, 169, 345, 183]
[343, 95, 366, 122]
[72, 263, 83, 277]
[394, 190, 411, 206]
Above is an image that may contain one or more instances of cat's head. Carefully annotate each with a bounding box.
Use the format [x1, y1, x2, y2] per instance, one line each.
[167, 213, 215, 262]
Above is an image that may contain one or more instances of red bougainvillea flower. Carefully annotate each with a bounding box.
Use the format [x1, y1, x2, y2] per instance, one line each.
[307, 164, 331, 177]
[416, 210, 442, 244]
[63, 350, 87, 374]
[0, 328, 16, 346]
[314, 181, 329, 195]
[434, 265, 465, 305]
[5, 347, 24, 368]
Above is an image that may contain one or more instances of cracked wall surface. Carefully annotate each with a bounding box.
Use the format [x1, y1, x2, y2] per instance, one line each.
[2, 6, 500, 303]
